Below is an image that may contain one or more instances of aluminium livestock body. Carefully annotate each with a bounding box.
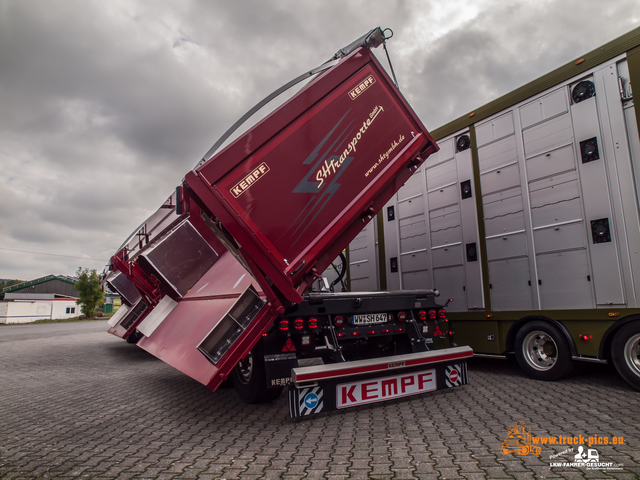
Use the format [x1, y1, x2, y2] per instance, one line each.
[349, 26, 640, 390]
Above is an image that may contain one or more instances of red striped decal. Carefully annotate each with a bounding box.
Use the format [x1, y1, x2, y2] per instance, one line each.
[294, 350, 472, 383]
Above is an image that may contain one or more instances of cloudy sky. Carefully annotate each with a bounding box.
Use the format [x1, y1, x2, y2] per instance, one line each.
[1, 0, 638, 281]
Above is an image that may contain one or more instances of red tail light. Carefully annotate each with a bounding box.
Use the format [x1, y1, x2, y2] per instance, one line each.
[418, 310, 427, 321]
[308, 317, 318, 330]
[397, 311, 407, 322]
[294, 318, 304, 330]
[438, 309, 446, 319]
[429, 310, 437, 319]
[279, 319, 289, 332]
[334, 315, 344, 328]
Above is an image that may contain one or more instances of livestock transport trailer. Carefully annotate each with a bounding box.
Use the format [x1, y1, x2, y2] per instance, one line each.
[348, 26, 640, 390]
[103, 28, 472, 417]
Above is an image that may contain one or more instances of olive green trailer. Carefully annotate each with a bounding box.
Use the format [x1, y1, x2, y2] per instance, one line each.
[349, 26, 640, 389]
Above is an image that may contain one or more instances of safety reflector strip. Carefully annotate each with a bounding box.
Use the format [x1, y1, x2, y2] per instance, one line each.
[292, 346, 472, 384]
[289, 386, 324, 417]
[445, 363, 467, 387]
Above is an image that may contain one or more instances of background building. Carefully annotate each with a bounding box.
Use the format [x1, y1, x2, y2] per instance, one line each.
[0, 275, 79, 324]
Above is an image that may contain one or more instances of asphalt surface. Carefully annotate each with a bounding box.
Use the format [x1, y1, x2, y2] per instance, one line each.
[0, 321, 639, 479]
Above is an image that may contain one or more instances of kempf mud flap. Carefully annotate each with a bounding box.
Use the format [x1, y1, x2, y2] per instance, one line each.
[288, 347, 472, 418]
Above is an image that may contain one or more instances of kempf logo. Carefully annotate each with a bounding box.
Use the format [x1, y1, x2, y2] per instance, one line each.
[336, 369, 436, 408]
[230, 162, 270, 198]
[348, 74, 376, 100]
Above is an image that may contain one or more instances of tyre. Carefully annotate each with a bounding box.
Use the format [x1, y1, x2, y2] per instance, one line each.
[611, 322, 640, 391]
[125, 330, 142, 344]
[514, 321, 574, 381]
[231, 339, 283, 404]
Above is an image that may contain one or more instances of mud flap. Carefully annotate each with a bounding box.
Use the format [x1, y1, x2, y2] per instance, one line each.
[288, 346, 472, 418]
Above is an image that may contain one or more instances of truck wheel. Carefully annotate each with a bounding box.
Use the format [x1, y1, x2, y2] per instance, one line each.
[611, 322, 640, 391]
[514, 321, 573, 381]
[231, 340, 283, 404]
[125, 330, 142, 344]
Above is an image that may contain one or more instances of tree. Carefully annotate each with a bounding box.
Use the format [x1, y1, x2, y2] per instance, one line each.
[75, 268, 105, 317]
[0, 279, 23, 291]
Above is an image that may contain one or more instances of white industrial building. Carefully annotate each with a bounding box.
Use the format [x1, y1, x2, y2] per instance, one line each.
[0, 293, 79, 324]
[1, 275, 80, 324]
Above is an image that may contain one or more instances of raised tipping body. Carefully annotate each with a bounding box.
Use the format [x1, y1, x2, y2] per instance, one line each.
[104, 28, 471, 413]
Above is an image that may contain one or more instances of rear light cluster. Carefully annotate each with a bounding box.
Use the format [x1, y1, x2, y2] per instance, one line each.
[331, 309, 447, 328]
[416, 309, 445, 321]
[279, 317, 319, 332]
[280, 308, 449, 336]
[338, 328, 401, 337]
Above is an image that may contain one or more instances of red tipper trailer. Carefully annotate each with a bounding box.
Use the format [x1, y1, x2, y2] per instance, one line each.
[105, 28, 472, 417]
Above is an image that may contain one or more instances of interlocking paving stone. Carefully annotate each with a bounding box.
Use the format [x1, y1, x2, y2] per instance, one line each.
[0, 321, 639, 479]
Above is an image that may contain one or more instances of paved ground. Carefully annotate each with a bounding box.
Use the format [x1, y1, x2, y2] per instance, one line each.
[0, 321, 639, 480]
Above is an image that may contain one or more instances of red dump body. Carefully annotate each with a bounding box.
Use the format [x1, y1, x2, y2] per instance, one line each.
[108, 45, 437, 392]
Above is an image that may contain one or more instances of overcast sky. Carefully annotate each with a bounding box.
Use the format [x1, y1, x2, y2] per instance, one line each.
[1, 0, 638, 281]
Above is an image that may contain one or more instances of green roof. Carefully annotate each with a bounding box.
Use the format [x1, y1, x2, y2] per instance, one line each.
[2, 275, 77, 293]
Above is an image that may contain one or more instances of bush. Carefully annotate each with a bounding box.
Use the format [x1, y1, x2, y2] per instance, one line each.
[75, 268, 105, 318]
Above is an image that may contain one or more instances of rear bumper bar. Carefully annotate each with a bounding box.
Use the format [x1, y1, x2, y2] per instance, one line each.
[288, 346, 472, 418]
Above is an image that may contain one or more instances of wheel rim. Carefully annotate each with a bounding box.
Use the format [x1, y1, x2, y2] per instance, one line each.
[236, 352, 253, 385]
[522, 330, 558, 371]
[623, 333, 640, 377]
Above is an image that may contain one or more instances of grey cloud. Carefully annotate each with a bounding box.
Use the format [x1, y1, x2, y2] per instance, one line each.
[404, 0, 640, 127]
[0, 0, 636, 280]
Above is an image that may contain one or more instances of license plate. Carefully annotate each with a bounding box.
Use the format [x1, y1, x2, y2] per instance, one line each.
[352, 313, 388, 325]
